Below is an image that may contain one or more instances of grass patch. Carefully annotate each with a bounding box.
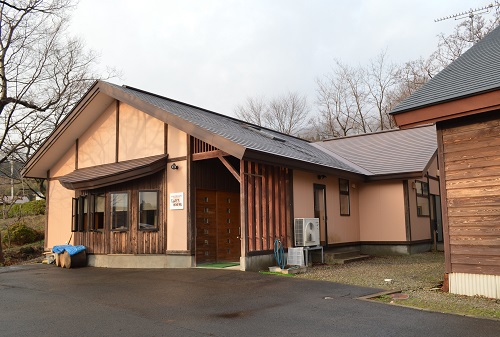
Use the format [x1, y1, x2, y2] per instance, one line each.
[1, 215, 45, 266]
[197, 262, 240, 268]
[259, 271, 295, 277]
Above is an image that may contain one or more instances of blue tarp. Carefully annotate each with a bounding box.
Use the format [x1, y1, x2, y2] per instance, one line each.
[52, 245, 86, 256]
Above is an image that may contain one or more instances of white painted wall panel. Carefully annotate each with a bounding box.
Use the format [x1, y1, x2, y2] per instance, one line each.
[449, 272, 500, 299]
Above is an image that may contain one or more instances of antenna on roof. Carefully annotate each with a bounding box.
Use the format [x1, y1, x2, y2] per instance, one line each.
[434, 2, 499, 22]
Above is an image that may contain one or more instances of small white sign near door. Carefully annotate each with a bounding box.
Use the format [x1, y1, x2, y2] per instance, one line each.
[170, 192, 184, 210]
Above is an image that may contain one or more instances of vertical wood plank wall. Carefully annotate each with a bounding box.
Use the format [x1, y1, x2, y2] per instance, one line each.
[74, 169, 167, 255]
[242, 160, 293, 254]
[441, 113, 500, 276]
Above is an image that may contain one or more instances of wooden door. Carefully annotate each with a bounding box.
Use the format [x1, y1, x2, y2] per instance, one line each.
[196, 190, 217, 263]
[314, 184, 328, 246]
[216, 191, 241, 262]
[196, 190, 240, 264]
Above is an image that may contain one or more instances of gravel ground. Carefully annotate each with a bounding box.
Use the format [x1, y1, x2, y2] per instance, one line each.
[296, 252, 500, 320]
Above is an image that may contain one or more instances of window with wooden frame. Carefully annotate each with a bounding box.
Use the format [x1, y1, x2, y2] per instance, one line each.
[89, 194, 105, 231]
[139, 190, 158, 230]
[110, 192, 129, 230]
[72, 198, 78, 232]
[339, 178, 350, 216]
[72, 196, 88, 232]
[415, 181, 430, 217]
[80, 196, 88, 231]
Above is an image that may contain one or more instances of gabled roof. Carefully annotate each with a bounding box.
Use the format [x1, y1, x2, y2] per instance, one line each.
[23, 81, 365, 179]
[313, 125, 437, 179]
[392, 25, 500, 115]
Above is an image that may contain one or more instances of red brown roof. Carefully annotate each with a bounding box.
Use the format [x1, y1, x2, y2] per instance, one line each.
[58, 154, 168, 190]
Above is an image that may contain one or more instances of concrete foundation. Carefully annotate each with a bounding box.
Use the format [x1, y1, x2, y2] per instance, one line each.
[87, 254, 194, 268]
[241, 254, 277, 272]
[360, 242, 432, 255]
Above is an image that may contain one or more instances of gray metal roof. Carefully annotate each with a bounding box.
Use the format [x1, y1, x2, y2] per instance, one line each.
[392, 25, 500, 114]
[313, 125, 437, 176]
[107, 83, 364, 175]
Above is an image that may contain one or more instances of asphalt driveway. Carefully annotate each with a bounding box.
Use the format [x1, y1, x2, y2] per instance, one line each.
[0, 264, 498, 336]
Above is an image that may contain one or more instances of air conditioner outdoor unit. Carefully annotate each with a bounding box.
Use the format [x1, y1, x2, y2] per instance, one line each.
[294, 218, 320, 247]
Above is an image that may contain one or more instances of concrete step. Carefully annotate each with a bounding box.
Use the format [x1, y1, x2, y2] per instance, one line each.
[331, 255, 371, 265]
[327, 250, 362, 259]
[311, 250, 371, 265]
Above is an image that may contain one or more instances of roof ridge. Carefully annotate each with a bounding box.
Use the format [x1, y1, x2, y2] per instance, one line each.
[310, 143, 373, 175]
[318, 124, 434, 142]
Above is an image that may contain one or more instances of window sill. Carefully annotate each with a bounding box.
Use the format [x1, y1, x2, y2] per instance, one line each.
[139, 228, 159, 232]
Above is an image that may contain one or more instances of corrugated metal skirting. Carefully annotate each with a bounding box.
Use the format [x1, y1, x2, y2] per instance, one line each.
[449, 273, 500, 299]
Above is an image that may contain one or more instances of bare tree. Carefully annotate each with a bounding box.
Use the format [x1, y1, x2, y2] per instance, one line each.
[265, 92, 309, 135]
[390, 6, 500, 108]
[365, 51, 398, 130]
[314, 71, 355, 138]
[0, 0, 116, 169]
[0, 0, 116, 263]
[432, 8, 500, 70]
[235, 92, 309, 136]
[314, 60, 378, 138]
[314, 8, 500, 140]
[234, 96, 267, 126]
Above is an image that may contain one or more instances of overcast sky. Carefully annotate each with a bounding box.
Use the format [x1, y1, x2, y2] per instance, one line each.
[69, 0, 482, 117]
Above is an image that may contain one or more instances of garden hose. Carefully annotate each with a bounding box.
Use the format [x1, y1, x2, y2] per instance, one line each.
[273, 239, 286, 269]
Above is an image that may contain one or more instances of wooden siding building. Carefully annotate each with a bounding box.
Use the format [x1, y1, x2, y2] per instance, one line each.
[23, 81, 440, 271]
[392, 26, 500, 298]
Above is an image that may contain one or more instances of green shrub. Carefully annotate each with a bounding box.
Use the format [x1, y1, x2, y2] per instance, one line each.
[2, 222, 44, 245]
[7, 200, 46, 218]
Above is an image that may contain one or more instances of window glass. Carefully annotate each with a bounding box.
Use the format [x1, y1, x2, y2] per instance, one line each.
[82, 196, 88, 231]
[339, 179, 349, 193]
[339, 178, 350, 216]
[139, 191, 158, 230]
[72, 198, 78, 232]
[415, 181, 430, 216]
[110, 192, 129, 230]
[94, 194, 105, 230]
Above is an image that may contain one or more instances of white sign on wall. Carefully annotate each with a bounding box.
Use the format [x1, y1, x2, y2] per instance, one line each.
[170, 192, 184, 210]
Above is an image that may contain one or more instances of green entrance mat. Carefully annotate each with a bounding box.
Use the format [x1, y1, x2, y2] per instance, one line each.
[197, 262, 240, 269]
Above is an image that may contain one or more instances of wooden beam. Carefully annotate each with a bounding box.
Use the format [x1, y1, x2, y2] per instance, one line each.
[437, 127, 452, 274]
[192, 150, 228, 161]
[240, 160, 248, 258]
[218, 155, 241, 183]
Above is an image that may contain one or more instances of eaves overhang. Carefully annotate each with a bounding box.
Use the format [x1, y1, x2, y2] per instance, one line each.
[392, 90, 500, 129]
[98, 83, 247, 160]
[58, 154, 168, 190]
[242, 149, 366, 181]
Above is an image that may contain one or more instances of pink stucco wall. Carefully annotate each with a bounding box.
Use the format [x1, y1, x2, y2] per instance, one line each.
[46, 179, 74, 248]
[358, 181, 406, 242]
[118, 103, 164, 161]
[293, 170, 360, 244]
[78, 102, 116, 168]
